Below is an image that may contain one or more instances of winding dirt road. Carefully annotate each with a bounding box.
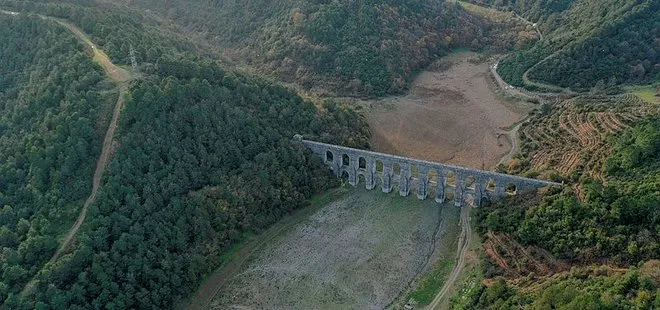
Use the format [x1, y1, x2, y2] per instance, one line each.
[498, 121, 523, 165]
[11, 12, 131, 297]
[426, 205, 472, 310]
[47, 17, 131, 263]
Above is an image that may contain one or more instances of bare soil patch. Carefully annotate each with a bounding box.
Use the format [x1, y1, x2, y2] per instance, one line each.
[366, 52, 532, 169]
[210, 187, 459, 309]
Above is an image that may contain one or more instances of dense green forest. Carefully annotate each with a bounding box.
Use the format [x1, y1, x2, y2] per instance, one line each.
[471, 0, 659, 90]
[0, 13, 113, 304]
[94, 0, 496, 97]
[0, 0, 199, 67]
[17, 60, 368, 309]
[457, 262, 659, 309]
[2, 0, 657, 309]
[0, 2, 369, 308]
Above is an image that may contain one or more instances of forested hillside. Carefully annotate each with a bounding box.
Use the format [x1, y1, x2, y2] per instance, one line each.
[0, 0, 198, 67]
[458, 262, 658, 309]
[471, 0, 659, 90]
[480, 118, 659, 264]
[102, 0, 494, 97]
[469, 118, 660, 308]
[0, 13, 114, 304]
[19, 58, 368, 309]
[0, 2, 369, 308]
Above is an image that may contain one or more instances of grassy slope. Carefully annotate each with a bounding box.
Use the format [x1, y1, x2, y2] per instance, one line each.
[624, 84, 660, 105]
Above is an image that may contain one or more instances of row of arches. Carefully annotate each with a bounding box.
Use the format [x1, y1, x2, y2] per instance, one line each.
[327, 150, 519, 196]
[338, 167, 518, 196]
[339, 169, 487, 204]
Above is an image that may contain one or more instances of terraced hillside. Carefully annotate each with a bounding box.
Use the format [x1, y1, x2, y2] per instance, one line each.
[518, 94, 659, 181]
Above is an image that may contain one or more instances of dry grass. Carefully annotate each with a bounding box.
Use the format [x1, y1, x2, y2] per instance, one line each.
[482, 231, 569, 279]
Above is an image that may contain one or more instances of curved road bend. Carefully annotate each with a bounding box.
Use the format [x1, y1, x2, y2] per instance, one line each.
[498, 122, 523, 165]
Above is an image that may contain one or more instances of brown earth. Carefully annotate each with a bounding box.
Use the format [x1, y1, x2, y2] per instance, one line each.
[366, 52, 533, 169]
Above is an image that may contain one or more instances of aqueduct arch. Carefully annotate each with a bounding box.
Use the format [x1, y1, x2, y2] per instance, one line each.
[296, 135, 561, 207]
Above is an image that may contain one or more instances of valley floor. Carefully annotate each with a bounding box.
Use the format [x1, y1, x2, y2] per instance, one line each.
[208, 186, 460, 309]
[363, 51, 534, 169]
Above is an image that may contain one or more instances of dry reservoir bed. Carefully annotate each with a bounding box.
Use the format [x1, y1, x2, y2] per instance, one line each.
[366, 51, 533, 169]
[211, 187, 460, 309]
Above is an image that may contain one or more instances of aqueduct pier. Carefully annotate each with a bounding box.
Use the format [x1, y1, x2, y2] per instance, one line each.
[296, 135, 561, 207]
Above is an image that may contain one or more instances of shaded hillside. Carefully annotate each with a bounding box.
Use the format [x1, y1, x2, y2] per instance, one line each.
[104, 0, 492, 97]
[471, 0, 659, 90]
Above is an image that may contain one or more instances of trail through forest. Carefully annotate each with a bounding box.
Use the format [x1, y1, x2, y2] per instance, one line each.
[11, 13, 133, 297]
[47, 15, 131, 264]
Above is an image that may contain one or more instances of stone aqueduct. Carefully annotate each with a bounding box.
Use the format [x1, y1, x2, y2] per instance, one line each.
[296, 136, 560, 207]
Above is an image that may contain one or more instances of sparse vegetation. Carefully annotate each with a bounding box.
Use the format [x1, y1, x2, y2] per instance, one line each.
[407, 207, 461, 306]
[211, 187, 460, 309]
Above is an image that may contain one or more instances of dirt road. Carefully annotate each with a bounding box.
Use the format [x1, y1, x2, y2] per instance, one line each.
[49, 85, 127, 262]
[498, 121, 523, 165]
[44, 17, 131, 262]
[426, 205, 471, 310]
[13, 13, 132, 297]
[521, 52, 572, 93]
